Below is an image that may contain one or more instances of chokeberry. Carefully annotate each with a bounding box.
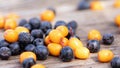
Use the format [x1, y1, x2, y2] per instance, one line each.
[77, 0, 90, 10]
[87, 40, 100, 53]
[45, 29, 52, 36]
[59, 46, 74, 62]
[29, 17, 41, 29]
[54, 20, 66, 29]
[9, 42, 20, 55]
[0, 47, 11, 60]
[18, 19, 27, 26]
[40, 21, 52, 33]
[111, 57, 120, 68]
[33, 38, 44, 46]
[67, 20, 78, 30]
[102, 33, 114, 45]
[25, 44, 35, 52]
[23, 23, 32, 31]
[31, 29, 43, 38]
[34, 45, 49, 60]
[22, 58, 36, 68]
[0, 39, 9, 48]
[18, 32, 32, 44]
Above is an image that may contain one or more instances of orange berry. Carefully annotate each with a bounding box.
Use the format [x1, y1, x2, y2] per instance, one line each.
[114, 0, 120, 8]
[4, 18, 17, 30]
[45, 35, 52, 45]
[90, 1, 103, 10]
[49, 30, 64, 43]
[4, 29, 18, 43]
[6, 13, 19, 21]
[98, 49, 114, 63]
[47, 43, 62, 56]
[60, 37, 69, 47]
[31, 64, 45, 68]
[20, 52, 36, 63]
[74, 47, 90, 59]
[115, 15, 120, 26]
[68, 37, 83, 51]
[56, 25, 68, 37]
[88, 29, 102, 41]
[0, 15, 5, 29]
[40, 10, 55, 22]
[15, 26, 29, 35]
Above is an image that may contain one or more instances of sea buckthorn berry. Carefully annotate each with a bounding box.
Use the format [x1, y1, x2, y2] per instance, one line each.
[29, 17, 41, 29]
[0, 47, 11, 60]
[98, 50, 114, 63]
[45, 36, 52, 46]
[0, 15, 5, 29]
[90, 1, 103, 10]
[49, 30, 64, 43]
[4, 29, 18, 43]
[68, 38, 83, 51]
[54, 20, 66, 29]
[115, 15, 120, 26]
[56, 25, 68, 37]
[40, 10, 55, 22]
[20, 52, 36, 63]
[47, 7, 56, 15]
[60, 37, 69, 47]
[88, 29, 102, 41]
[47, 43, 62, 56]
[15, 26, 29, 35]
[22, 58, 36, 68]
[87, 40, 100, 53]
[40, 21, 52, 33]
[111, 57, 120, 68]
[114, 0, 120, 8]
[6, 13, 19, 21]
[34, 45, 49, 60]
[31, 64, 45, 68]
[4, 18, 17, 30]
[18, 19, 27, 26]
[45, 29, 52, 37]
[59, 46, 74, 62]
[9, 42, 20, 55]
[102, 33, 114, 45]
[74, 47, 90, 59]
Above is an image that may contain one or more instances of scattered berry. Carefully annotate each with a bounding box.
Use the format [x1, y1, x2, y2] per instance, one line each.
[15, 26, 29, 35]
[45, 29, 52, 36]
[0, 15, 5, 29]
[25, 44, 35, 52]
[47, 7, 56, 15]
[31, 64, 45, 68]
[44, 36, 52, 46]
[23, 23, 32, 31]
[111, 57, 120, 68]
[102, 33, 114, 45]
[87, 40, 100, 53]
[54, 20, 66, 28]
[67, 20, 77, 30]
[60, 46, 74, 62]
[77, 0, 90, 10]
[18, 19, 27, 26]
[33, 38, 44, 46]
[31, 29, 43, 38]
[0, 39, 9, 48]
[90, 1, 103, 10]
[29, 18, 41, 29]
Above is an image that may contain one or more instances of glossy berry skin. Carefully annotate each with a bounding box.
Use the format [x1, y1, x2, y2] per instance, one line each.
[22, 58, 36, 68]
[9, 42, 20, 55]
[111, 57, 120, 68]
[102, 33, 114, 45]
[40, 21, 52, 33]
[33, 38, 44, 46]
[0, 47, 11, 60]
[29, 18, 41, 29]
[23, 23, 32, 31]
[87, 40, 100, 53]
[18, 32, 32, 44]
[18, 19, 27, 26]
[0, 39, 9, 48]
[34, 45, 49, 60]
[25, 44, 35, 52]
[54, 20, 66, 29]
[77, 0, 90, 10]
[66, 27, 76, 39]
[45, 29, 52, 36]
[31, 29, 43, 38]
[67, 20, 78, 30]
[59, 46, 74, 62]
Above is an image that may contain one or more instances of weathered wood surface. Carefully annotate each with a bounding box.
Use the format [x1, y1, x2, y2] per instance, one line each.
[0, 0, 120, 68]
